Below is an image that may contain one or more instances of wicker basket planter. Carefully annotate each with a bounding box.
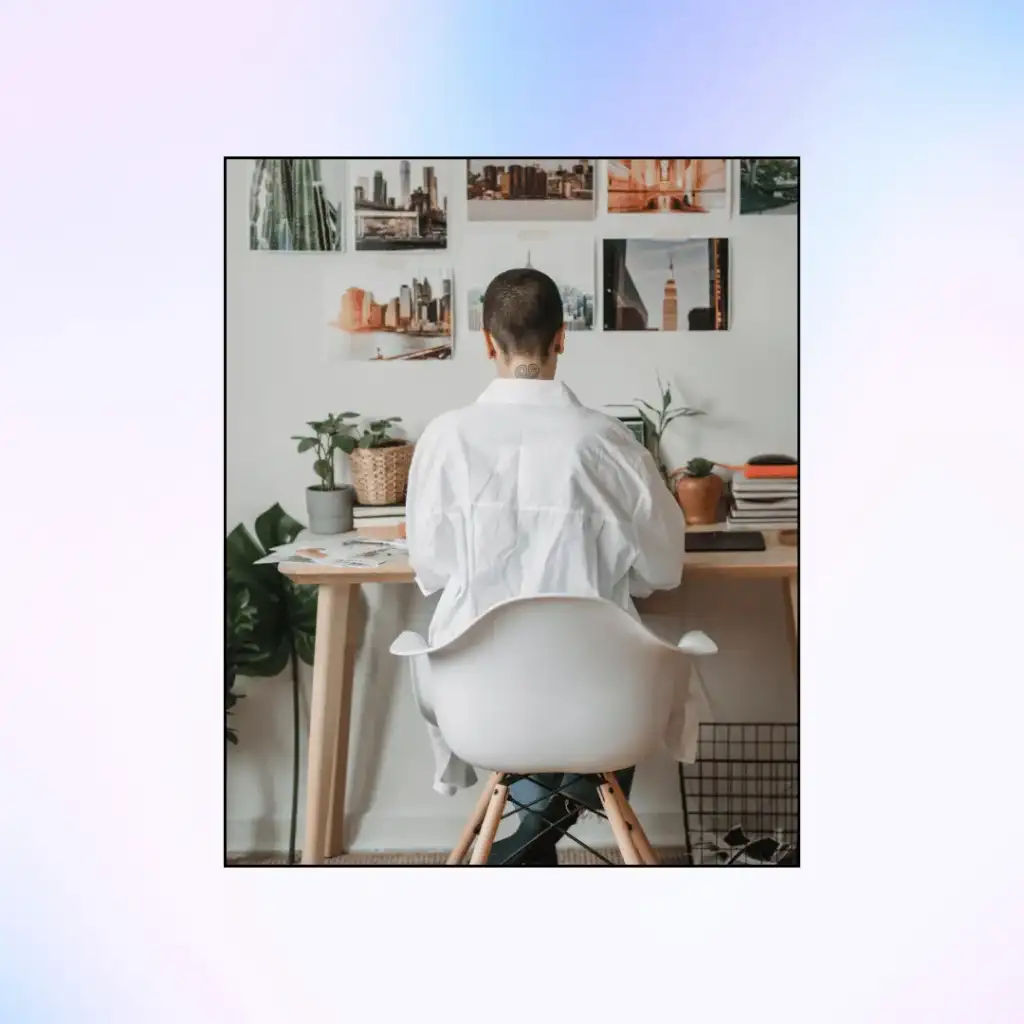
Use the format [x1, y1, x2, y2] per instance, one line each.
[349, 441, 414, 506]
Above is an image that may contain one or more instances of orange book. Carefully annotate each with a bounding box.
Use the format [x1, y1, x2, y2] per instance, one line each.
[721, 463, 798, 479]
[742, 464, 797, 479]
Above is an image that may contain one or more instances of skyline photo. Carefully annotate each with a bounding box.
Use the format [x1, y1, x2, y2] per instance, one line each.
[465, 239, 595, 332]
[351, 159, 450, 250]
[467, 159, 595, 221]
[327, 267, 453, 360]
[603, 238, 730, 332]
[249, 159, 345, 251]
[739, 158, 799, 214]
[607, 159, 728, 213]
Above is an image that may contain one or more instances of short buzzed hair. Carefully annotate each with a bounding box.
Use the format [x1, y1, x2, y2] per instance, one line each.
[482, 267, 564, 359]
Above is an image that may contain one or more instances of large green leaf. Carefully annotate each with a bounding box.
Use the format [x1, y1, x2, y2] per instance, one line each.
[226, 522, 264, 571]
[226, 572, 290, 678]
[286, 582, 319, 665]
[227, 510, 319, 669]
[225, 523, 289, 678]
[225, 505, 321, 750]
[254, 503, 306, 553]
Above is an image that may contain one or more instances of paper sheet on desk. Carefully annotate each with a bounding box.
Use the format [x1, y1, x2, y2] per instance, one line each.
[255, 537, 397, 567]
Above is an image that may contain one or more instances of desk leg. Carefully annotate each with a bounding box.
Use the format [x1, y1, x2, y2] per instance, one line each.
[783, 575, 798, 671]
[302, 582, 361, 865]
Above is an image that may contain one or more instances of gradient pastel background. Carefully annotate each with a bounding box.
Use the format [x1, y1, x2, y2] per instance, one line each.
[2, 0, 1023, 1019]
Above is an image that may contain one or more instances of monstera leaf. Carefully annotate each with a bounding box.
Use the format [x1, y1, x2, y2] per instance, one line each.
[225, 503, 319, 863]
[225, 503, 318, 695]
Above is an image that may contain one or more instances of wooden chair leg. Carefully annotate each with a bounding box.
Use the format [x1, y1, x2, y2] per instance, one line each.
[469, 781, 509, 865]
[603, 773, 659, 865]
[447, 772, 503, 865]
[598, 780, 641, 865]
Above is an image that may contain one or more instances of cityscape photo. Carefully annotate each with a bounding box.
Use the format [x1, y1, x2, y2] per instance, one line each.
[465, 239, 595, 332]
[739, 158, 799, 214]
[603, 239, 730, 332]
[249, 158, 345, 251]
[466, 159, 595, 221]
[351, 159, 449, 250]
[327, 268, 453, 360]
[607, 159, 728, 213]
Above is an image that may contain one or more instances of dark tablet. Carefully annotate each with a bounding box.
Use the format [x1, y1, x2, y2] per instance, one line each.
[686, 531, 766, 553]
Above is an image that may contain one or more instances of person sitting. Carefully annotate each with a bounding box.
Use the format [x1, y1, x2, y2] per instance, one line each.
[406, 267, 688, 865]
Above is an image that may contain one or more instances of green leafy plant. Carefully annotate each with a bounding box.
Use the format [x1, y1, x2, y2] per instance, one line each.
[292, 413, 361, 490]
[225, 586, 260, 744]
[226, 503, 318, 864]
[682, 457, 715, 478]
[356, 416, 404, 449]
[629, 374, 705, 481]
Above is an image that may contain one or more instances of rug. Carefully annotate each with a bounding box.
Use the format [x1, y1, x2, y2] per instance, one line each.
[234, 846, 691, 866]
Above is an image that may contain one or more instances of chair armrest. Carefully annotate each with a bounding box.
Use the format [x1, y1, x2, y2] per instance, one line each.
[677, 630, 718, 656]
[389, 630, 430, 658]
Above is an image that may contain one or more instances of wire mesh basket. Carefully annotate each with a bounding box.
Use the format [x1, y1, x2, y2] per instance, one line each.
[679, 722, 799, 866]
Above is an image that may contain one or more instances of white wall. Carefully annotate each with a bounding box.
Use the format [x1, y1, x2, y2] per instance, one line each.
[226, 158, 798, 854]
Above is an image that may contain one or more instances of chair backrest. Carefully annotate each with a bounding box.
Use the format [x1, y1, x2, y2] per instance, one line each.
[408, 595, 712, 775]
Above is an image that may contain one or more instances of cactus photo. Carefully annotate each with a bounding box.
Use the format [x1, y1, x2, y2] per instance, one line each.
[249, 158, 345, 251]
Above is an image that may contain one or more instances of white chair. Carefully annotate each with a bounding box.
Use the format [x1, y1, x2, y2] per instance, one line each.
[389, 595, 717, 865]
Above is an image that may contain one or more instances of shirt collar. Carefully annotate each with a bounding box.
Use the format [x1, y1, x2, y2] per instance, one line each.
[476, 379, 582, 408]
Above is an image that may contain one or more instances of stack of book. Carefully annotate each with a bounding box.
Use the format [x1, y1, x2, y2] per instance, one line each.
[353, 504, 406, 528]
[726, 465, 798, 531]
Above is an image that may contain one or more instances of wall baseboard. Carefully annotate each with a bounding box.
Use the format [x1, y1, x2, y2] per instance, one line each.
[227, 810, 690, 859]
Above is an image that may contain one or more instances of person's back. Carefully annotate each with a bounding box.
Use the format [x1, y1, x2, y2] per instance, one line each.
[404, 266, 693, 865]
[407, 267, 686, 646]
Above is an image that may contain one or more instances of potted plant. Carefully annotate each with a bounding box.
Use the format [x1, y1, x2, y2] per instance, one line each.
[628, 374, 705, 485]
[226, 503, 318, 864]
[672, 457, 724, 524]
[292, 413, 360, 534]
[348, 416, 413, 507]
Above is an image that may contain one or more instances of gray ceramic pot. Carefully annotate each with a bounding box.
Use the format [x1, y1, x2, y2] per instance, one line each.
[305, 485, 354, 535]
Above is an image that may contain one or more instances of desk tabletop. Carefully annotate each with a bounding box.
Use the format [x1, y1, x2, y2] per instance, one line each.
[279, 523, 796, 586]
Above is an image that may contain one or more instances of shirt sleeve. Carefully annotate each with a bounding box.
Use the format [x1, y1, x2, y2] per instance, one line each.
[405, 422, 454, 596]
[628, 448, 687, 597]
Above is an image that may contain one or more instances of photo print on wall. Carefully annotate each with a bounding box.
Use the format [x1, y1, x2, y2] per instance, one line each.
[466, 238, 595, 332]
[351, 159, 450, 250]
[327, 266, 453, 361]
[739, 158, 798, 214]
[466, 159, 595, 221]
[249, 159, 345, 251]
[607, 159, 728, 213]
[603, 239, 730, 331]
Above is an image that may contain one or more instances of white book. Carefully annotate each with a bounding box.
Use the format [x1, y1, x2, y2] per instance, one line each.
[729, 511, 798, 522]
[353, 504, 406, 519]
[733, 479, 798, 492]
[726, 518, 797, 531]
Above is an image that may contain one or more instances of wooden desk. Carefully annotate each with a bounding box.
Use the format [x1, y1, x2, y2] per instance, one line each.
[281, 524, 798, 865]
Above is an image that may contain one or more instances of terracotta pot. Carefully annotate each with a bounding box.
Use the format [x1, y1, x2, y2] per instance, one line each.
[674, 473, 724, 525]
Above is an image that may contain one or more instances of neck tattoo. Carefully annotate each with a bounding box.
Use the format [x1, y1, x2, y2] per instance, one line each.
[514, 363, 542, 379]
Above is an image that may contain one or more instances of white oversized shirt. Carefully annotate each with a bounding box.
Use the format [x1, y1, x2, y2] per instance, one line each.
[407, 379, 686, 644]
[405, 378, 704, 794]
